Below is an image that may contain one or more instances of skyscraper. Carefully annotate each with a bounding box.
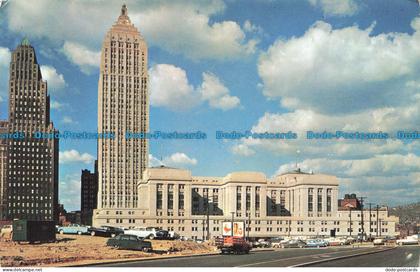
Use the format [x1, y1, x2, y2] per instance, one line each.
[6, 38, 59, 222]
[96, 5, 149, 212]
[0, 120, 8, 220]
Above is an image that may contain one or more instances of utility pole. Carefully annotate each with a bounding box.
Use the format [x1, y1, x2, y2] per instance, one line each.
[202, 216, 205, 241]
[247, 212, 251, 241]
[376, 205, 379, 237]
[349, 207, 352, 237]
[366, 202, 374, 240]
[230, 212, 235, 237]
[359, 196, 366, 242]
[206, 197, 210, 240]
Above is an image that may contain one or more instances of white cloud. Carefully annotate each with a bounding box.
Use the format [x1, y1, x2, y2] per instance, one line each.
[232, 104, 420, 159]
[62, 41, 100, 74]
[150, 64, 240, 111]
[0, 47, 11, 66]
[308, 0, 358, 17]
[40, 65, 66, 90]
[62, 116, 77, 124]
[59, 149, 95, 164]
[149, 154, 163, 167]
[50, 100, 65, 110]
[199, 72, 240, 110]
[163, 152, 198, 167]
[6, 0, 256, 61]
[276, 154, 420, 178]
[275, 157, 420, 205]
[258, 18, 420, 113]
[231, 144, 255, 157]
[59, 174, 81, 211]
[149, 64, 200, 111]
[149, 152, 197, 168]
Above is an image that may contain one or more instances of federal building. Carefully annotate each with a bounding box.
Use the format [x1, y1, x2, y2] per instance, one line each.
[93, 166, 398, 239]
[92, 5, 398, 239]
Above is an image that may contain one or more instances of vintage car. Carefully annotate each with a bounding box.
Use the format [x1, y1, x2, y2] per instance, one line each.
[56, 224, 90, 235]
[88, 225, 124, 237]
[124, 227, 170, 239]
[106, 234, 152, 251]
[281, 239, 306, 248]
[306, 239, 329, 248]
[396, 235, 419, 246]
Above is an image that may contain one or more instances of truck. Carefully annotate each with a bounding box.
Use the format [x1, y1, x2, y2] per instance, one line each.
[12, 219, 56, 243]
[215, 236, 252, 254]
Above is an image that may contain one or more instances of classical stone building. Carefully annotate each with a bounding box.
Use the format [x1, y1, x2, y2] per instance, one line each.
[81, 160, 98, 225]
[93, 166, 399, 239]
[96, 4, 149, 213]
[0, 121, 8, 220]
[6, 39, 59, 222]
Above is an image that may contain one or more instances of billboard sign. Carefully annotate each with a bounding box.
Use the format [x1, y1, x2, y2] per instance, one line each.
[222, 221, 244, 237]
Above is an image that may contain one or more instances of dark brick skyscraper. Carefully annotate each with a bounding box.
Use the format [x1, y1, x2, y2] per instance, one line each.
[6, 38, 59, 222]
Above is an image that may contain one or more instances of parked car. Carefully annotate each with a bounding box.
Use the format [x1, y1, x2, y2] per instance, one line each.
[325, 237, 346, 246]
[396, 235, 419, 246]
[88, 226, 124, 237]
[281, 239, 306, 248]
[269, 237, 284, 248]
[257, 238, 271, 248]
[57, 224, 90, 235]
[106, 234, 152, 252]
[0, 225, 12, 238]
[373, 238, 384, 245]
[306, 239, 328, 248]
[124, 227, 170, 239]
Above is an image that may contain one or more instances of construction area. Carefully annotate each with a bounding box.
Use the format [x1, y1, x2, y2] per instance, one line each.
[0, 234, 216, 267]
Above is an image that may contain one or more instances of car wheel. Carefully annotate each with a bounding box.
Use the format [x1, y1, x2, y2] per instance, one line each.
[90, 231, 96, 236]
[113, 245, 119, 249]
[149, 234, 155, 240]
[59, 230, 64, 235]
[142, 247, 150, 253]
[77, 231, 82, 235]
[111, 233, 116, 238]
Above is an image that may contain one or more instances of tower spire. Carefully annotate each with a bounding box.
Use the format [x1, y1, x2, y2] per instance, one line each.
[121, 4, 127, 16]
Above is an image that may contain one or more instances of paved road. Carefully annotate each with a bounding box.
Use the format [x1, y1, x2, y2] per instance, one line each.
[94, 246, 412, 267]
[307, 245, 420, 267]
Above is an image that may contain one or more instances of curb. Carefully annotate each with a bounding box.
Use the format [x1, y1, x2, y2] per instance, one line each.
[291, 246, 396, 267]
[67, 251, 221, 267]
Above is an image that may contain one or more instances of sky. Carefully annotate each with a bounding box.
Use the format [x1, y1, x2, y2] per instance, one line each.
[0, 0, 419, 211]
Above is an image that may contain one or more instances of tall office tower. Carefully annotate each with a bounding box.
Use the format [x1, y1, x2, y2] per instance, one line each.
[97, 5, 149, 210]
[81, 160, 98, 225]
[0, 121, 8, 220]
[6, 39, 59, 222]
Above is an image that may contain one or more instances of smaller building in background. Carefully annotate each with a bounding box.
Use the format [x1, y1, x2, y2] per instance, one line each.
[81, 160, 98, 226]
[338, 193, 361, 210]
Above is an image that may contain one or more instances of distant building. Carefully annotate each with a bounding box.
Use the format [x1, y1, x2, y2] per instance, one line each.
[0, 121, 8, 220]
[96, 4, 149, 215]
[93, 167, 399, 239]
[81, 160, 98, 225]
[338, 193, 361, 210]
[6, 39, 59, 223]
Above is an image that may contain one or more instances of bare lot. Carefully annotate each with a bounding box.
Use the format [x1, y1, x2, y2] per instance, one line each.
[0, 234, 216, 267]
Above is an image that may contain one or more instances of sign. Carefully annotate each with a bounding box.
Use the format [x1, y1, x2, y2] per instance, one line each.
[222, 221, 244, 237]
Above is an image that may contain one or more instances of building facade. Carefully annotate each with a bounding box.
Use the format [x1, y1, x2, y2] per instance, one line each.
[6, 39, 59, 222]
[93, 167, 399, 239]
[96, 4, 149, 212]
[81, 160, 98, 225]
[0, 121, 8, 220]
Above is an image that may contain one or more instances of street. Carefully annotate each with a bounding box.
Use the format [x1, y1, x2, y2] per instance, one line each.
[92, 245, 420, 267]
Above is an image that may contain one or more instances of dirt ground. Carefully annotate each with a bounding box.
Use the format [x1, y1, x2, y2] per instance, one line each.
[0, 234, 216, 267]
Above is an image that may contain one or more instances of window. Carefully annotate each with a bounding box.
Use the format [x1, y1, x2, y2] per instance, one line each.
[255, 187, 260, 211]
[327, 189, 332, 212]
[179, 191, 184, 210]
[156, 190, 163, 210]
[236, 186, 242, 210]
[317, 188, 323, 212]
[308, 188, 313, 212]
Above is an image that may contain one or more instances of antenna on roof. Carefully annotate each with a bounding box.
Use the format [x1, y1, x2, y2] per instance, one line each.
[295, 149, 300, 170]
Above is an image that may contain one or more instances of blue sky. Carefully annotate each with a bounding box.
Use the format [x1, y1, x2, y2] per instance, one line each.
[0, 0, 419, 211]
